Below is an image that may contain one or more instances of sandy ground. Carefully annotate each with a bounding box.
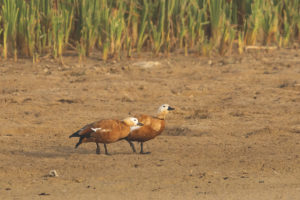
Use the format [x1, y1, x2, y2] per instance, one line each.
[0, 49, 300, 200]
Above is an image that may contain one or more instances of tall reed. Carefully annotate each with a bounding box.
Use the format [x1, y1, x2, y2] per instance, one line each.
[0, 0, 299, 61]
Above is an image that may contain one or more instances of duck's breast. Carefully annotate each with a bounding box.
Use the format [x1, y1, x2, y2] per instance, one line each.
[127, 115, 164, 141]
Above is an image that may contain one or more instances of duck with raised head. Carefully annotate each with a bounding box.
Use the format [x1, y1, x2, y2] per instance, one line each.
[125, 104, 175, 154]
[69, 117, 143, 155]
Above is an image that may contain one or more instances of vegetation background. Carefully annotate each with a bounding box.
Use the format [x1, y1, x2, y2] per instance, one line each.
[1, 0, 300, 62]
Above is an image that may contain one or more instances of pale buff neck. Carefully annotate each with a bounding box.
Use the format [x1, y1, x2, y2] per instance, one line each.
[157, 111, 167, 120]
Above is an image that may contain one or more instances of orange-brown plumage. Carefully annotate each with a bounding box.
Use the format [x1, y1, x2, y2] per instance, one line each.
[70, 117, 142, 155]
[125, 104, 174, 154]
[126, 115, 165, 142]
[80, 120, 130, 143]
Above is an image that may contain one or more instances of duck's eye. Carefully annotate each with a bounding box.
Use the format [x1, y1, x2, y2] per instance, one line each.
[163, 105, 166, 107]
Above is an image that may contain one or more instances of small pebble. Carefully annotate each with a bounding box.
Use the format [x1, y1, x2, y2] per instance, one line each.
[49, 170, 58, 177]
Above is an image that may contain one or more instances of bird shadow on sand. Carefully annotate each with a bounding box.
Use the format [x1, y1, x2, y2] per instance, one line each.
[9, 146, 85, 158]
[9, 145, 138, 158]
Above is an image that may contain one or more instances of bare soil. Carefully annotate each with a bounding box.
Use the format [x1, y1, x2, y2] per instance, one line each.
[0, 49, 300, 200]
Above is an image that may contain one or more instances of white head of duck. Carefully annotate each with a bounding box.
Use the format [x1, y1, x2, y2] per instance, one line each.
[157, 104, 175, 119]
[123, 117, 144, 127]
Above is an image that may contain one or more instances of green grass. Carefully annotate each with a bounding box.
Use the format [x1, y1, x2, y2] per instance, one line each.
[0, 0, 299, 61]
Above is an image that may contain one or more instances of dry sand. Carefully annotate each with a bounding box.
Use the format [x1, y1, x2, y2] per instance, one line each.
[0, 49, 300, 199]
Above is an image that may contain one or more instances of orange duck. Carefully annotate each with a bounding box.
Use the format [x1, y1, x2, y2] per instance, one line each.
[125, 104, 175, 154]
[69, 117, 143, 155]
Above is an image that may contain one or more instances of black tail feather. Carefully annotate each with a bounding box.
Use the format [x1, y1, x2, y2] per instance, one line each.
[69, 131, 80, 138]
[75, 138, 83, 148]
[71, 128, 92, 149]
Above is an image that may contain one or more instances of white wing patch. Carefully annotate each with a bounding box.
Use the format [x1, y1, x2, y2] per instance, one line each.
[91, 128, 111, 132]
[91, 128, 101, 132]
[130, 126, 142, 132]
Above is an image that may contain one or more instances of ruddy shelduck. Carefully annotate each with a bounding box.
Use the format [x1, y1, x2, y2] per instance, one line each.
[69, 117, 143, 155]
[125, 104, 175, 154]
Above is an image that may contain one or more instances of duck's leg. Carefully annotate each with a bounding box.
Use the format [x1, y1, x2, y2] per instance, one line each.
[125, 138, 136, 153]
[104, 144, 110, 155]
[140, 142, 150, 154]
[96, 143, 100, 154]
